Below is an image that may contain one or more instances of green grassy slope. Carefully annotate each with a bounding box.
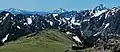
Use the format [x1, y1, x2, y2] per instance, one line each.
[0, 29, 74, 52]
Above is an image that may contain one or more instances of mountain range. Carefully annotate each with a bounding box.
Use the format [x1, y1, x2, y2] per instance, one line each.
[0, 4, 120, 52]
[0, 8, 68, 15]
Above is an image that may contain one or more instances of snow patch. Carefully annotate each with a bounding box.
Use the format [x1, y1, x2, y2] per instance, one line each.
[83, 19, 90, 22]
[104, 23, 110, 29]
[93, 32, 101, 36]
[99, 16, 103, 20]
[3, 13, 9, 20]
[66, 31, 72, 34]
[61, 10, 64, 13]
[12, 22, 15, 25]
[71, 17, 80, 25]
[42, 27, 45, 29]
[50, 21, 53, 26]
[27, 18, 32, 24]
[105, 12, 110, 19]
[24, 23, 27, 25]
[0, 20, 2, 23]
[73, 23, 81, 25]
[93, 10, 107, 17]
[73, 36, 82, 43]
[65, 18, 70, 20]
[11, 17, 13, 20]
[53, 14, 58, 17]
[2, 34, 9, 43]
[62, 18, 66, 22]
[31, 15, 34, 17]
[71, 17, 75, 23]
[17, 26, 20, 29]
[5, 13, 9, 17]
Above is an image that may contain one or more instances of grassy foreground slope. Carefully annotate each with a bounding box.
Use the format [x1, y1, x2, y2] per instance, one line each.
[0, 29, 74, 52]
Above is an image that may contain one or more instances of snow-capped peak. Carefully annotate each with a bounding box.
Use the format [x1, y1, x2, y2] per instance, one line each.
[93, 4, 107, 13]
[49, 8, 68, 14]
[92, 9, 108, 17]
[57, 8, 67, 13]
[5, 8, 23, 12]
[4, 8, 26, 14]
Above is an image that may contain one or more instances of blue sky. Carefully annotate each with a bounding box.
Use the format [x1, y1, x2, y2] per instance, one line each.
[0, 0, 120, 11]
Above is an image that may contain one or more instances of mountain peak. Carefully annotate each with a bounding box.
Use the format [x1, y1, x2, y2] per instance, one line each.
[57, 8, 67, 12]
[5, 8, 20, 12]
[93, 4, 107, 12]
[49, 8, 68, 14]
[4, 8, 25, 14]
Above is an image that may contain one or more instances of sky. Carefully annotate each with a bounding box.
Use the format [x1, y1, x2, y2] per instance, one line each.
[0, 0, 120, 11]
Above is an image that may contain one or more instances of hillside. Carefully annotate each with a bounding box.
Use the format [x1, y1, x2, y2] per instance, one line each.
[0, 29, 74, 52]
